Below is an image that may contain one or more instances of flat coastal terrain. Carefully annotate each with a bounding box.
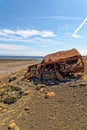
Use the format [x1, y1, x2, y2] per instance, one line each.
[0, 58, 87, 130]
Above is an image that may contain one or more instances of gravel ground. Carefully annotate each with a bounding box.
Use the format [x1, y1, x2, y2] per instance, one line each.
[0, 58, 87, 130]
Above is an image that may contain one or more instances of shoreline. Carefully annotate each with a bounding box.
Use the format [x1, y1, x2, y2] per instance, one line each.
[0, 59, 41, 81]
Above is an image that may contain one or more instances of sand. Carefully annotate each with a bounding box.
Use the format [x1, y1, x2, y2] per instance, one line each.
[0, 59, 40, 80]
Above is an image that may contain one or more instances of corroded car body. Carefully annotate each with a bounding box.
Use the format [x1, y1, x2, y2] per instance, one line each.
[24, 48, 84, 84]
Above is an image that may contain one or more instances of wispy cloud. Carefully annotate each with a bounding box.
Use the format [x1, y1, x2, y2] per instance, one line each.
[0, 28, 63, 47]
[31, 16, 81, 20]
[72, 17, 87, 38]
[0, 43, 27, 50]
[0, 29, 55, 40]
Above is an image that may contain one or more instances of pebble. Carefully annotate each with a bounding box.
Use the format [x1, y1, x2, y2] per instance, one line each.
[0, 104, 8, 112]
[8, 120, 20, 130]
[1, 108, 8, 113]
[8, 75, 17, 82]
[23, 90, 31, 95]
[69, 83, 76, 87]
[3, 96, 17, 104]
[80, 82, 86, 86]
[81, 75, 87, 80]
[84, 93, 87, 96]
[35, 84, 45, 90]
[45, 92, 55, 98]
[8, 122, 16, 129]
[24, 106, 30, 111]
[39, 88, 44, 92]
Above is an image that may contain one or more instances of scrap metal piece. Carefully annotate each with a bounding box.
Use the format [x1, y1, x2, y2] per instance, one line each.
[24, 48, 84, 84]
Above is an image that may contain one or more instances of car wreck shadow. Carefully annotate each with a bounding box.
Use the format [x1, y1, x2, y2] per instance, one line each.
[29, 75, 81, 86]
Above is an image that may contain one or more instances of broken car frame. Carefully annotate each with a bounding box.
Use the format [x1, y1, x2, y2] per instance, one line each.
[24, 48, 84, 84]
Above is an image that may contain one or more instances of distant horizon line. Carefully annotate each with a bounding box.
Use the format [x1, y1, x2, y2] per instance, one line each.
[0, 55, 44, 57]
[0, 54, 86, 57]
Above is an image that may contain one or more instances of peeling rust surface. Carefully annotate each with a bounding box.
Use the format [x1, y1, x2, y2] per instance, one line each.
[24, 48, 84, 85]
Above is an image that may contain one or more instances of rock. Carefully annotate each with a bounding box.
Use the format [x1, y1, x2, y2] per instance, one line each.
[1, 108, 8, 113]
[81, 75, 87, 80]
[0, 104, 8, 112]
[35, 84, 45, 90]
[0, 88, 5, 95]
[17, 91, 23, 99]
[3, 96, 17, 104]
[0, 84, 23, 104]
[39, 88, 44, 93]
[0, 103, 5, 107]
[8, 120, 20, 130]
[24, 106, 30, 111]
[23, 90, 31, 96]
[84, 93, 87, 96]
[0, 107, 3, 111]
[11, 86, 21, 91]
[45, 92, 55, 98]
[2, 83, 6, 87]
[8, 122, 16, 129]
[8, 75, 17, 82]
[69, 83, 76, 87]
[80, 82, 86, 86]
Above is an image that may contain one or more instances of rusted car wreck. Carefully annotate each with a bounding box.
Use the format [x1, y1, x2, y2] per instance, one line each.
[24, 48, 84, 85]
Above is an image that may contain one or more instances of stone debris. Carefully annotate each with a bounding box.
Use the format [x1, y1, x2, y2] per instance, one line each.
[0, 85, 23, 105]
[8, 75, 17, 82]
[23, 90, 31, 96]
[24, 106, 30, 111]
[80, 82, 86, 86]
[81, 74, 87, 80]
[39, 88, 44, 93]
[8, 120, 20, 130]
[0, 104, 8, 113]
[35, 84, 45, 90]
[69, 83, 77, 87]
[45, 92, 55, 98]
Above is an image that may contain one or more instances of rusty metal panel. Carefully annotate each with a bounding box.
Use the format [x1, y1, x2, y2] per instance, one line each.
[42, 48, 81, 65]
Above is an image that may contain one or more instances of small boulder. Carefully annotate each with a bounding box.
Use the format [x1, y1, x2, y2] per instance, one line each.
[35, 84, 45, 90]
[80, 82, 86, 86]
[24, 106, 30, 111]
[3, 96, 17, 104]
[45, 92, 55, 98]
[8, 120, 20, 130]
[8, 75, 17, 82]
[81, 75, 87, 80]
[69, 83, 76, 87]
[8, 122, 15, 129]
[39, 88, 44, 93]
[23, 90, 31, 96]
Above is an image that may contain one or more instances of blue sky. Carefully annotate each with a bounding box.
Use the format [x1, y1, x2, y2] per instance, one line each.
[0, 0, 87, 56]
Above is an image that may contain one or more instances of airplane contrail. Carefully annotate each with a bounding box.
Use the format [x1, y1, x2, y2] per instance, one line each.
[72, 17, 87, 38]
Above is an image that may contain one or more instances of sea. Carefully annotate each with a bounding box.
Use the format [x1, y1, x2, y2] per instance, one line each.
[0, 55, 44, 60]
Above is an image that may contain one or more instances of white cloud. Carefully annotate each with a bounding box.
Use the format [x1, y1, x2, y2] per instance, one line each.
[0, 43, 27, 50]
[72, 17, 87, 38]
[0, 29, 55, 40]
[41, 31, 55, 37]
[16, 30, 40, 37]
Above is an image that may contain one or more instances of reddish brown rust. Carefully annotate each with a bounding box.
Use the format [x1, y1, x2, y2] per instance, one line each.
[24, 48, 84, 84]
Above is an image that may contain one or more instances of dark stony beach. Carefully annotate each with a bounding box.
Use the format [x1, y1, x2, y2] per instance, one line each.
[0, 58, 87, 130]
